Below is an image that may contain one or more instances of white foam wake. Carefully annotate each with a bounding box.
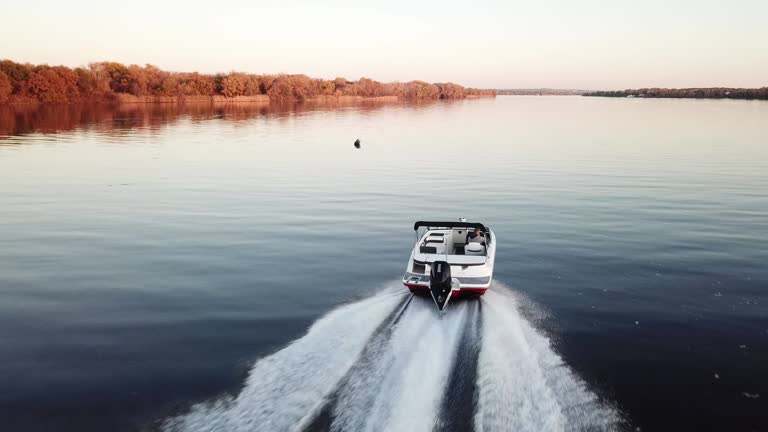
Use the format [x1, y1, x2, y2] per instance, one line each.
[330, 297, 469, 432]
[475, 285, 622, 432]
[163, 286, 406, 432]
[164, 282, 622, 432]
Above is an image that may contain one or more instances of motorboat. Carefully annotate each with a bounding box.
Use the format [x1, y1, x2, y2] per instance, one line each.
[402, 219, 496, 310]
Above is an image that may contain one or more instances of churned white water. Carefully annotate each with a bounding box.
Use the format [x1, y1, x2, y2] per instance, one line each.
[331, 298, 469, 432]
[165, 283, 621, 432]
[162, 286, 406, 432]
[475, 286, 622, 432]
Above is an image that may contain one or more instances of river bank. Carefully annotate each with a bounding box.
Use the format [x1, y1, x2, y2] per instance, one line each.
[0, 59, 496, 105]
[0, 93, 491, 105]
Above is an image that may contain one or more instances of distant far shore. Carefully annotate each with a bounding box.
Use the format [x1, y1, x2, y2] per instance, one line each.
[498, 87, 768, 100]
[0, 59, 495, 105]
[584, 88, 768, 100]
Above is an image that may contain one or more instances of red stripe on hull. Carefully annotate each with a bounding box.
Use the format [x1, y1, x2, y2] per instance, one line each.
[404, 283, 487, 296]
[460, 287, 488, 295]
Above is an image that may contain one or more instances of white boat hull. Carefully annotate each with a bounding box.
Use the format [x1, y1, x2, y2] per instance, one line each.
[402, 221, 495, 308]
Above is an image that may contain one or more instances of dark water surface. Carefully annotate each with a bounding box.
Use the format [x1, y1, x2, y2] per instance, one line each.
[1, 97, 766, 431]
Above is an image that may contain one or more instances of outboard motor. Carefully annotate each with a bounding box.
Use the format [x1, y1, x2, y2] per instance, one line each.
[429, 261, 453, 311]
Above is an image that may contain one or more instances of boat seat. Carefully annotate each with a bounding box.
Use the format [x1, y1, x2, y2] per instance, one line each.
[465, 242, 485, 256]
[414, 253, 486, 265]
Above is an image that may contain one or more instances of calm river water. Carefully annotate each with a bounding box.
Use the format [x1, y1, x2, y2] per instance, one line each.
[1, 96, 766, 432]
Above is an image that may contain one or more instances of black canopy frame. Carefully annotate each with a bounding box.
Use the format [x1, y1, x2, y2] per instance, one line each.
[413, 221, 487, 232]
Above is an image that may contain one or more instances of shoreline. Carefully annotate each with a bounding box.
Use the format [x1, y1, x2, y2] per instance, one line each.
[0, 59, 497, 105]
[1, 93, 493, 106]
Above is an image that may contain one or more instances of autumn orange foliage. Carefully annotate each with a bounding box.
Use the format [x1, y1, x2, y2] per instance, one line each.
[0, 71, 12, 103]
[0, 59, 495, 104]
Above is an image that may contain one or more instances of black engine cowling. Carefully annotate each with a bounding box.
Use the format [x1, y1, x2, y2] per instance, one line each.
[429, 261, 452, 310]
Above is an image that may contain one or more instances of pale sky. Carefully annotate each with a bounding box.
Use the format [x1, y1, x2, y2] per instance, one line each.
[2, 0, 767, 89]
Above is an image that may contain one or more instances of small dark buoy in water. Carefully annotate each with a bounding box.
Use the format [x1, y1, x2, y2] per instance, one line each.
[354, 139, 361, 149]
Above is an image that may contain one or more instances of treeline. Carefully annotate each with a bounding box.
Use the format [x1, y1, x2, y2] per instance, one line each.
[0, 59, 495, 104]
[584, 88, 768, 100]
